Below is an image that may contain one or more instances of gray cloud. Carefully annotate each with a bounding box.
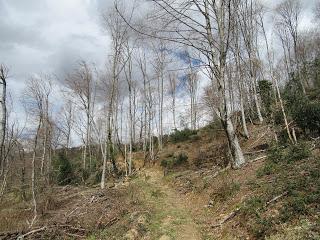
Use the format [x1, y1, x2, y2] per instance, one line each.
[0, 0, 317, 124]
[0, 0, 113, 125]
[0, 0, 110, 103]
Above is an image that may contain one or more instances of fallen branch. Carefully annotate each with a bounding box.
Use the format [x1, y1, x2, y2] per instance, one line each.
[2, 224, 87, 240]
[211, 191, 288, 228]
[56, 224, 87, 232]
[265, 191, 288, 207]
[17, 227, 46, 239]
[106, 217, 119, 227]
[250, 155, 267, 162]
[64, 232, 86, 238]
[204, 166, 231, 180]
[249, 127, 270, 148]
[96, 215, 119, 229]
[244, 149, 267, 155]
[211, 208, 241, 228]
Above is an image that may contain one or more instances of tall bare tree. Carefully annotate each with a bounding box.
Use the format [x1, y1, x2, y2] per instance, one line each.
[276, 0, 306, 94]
[0, 64, 8, 176]
[238, 0, 264, 124]
[168, 73, 177, 130]
[59, 98, 74, 154]
[185, 60, 199, 130]
[24, 76, 53, 226]
[66, 61, 96, 170]
[259, 8, 294, 144]
[119, 0, 246, 167]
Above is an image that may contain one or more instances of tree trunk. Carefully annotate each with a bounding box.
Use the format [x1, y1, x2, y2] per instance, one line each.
[0, 74, 6, 176]
[30, 117, 42, 227]
[221, 71, 246, 168]
[252, 76, 264, 124]
[240, 92, 249, 139]
[223, 117, 246, 168]
[100, 141, 107, 189]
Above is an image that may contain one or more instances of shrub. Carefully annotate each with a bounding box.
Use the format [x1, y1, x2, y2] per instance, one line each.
[96, 170, 102, 183]
[175, 153, 188, 165]
[251, 217, 273, 239]
[267, 144, 286, 163]
[282, 72, 320, 136]
[204, 120, 223, 131]
[189, 134, 201, 142]
[53, 153, 73, 186]
[259, 80, 274, 117]
[257, 162, 279, 178]
[273, 108, 285, 125]
[169, 128, 198, 143]
[280, 196, 308, 222]
[240, 197, 274, 239]
[160, 153, 188, 169]
[266, 142, 310, 164]
[240, 196, 264, 217]
[286, 143, 311, 163]
[81, 168, 90, 182]
[310, 57, 320, 89]
[291, 101, 320, 135]
[160, 158, 174, 169]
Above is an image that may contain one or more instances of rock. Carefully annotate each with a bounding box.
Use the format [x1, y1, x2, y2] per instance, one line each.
[124, 228, 139, 240]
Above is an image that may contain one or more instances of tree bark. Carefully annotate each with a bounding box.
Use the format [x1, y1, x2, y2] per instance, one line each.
[0, 65, 7, 176]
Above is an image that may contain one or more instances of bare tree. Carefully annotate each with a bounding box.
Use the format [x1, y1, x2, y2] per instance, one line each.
[119, 0, 246, 167]
[0, 122, 25, 199]
[0, 64, 8, 176]
[238, 0, 264, 124]
[315, 1, 320, 20]
[276, 0, 306, 94]
[123, 41, 135, 175]
[168, 73, 177, 130]
[100, 3, 134, 187]
[137, 49, 156, 165]
[65, 61, 96, 170]
[59, 98, 74, 154]
[152, 41, 168, 150]
[185, 58, 199, 130]
[24, 76, 53, 226]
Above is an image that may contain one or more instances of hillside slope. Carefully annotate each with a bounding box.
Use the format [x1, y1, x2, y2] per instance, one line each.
[0, 124, 319, 240]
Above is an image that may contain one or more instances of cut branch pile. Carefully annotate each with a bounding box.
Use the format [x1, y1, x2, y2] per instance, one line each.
[0, 224, 88, 240]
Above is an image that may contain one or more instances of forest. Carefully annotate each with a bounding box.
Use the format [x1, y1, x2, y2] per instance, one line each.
[0, 0, 320, 239]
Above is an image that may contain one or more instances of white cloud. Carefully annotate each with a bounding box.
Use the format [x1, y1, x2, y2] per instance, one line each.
[0, 0, 112, 127]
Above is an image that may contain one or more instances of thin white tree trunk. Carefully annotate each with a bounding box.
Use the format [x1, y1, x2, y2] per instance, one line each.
[240, 91, 249, 139]
[100, 141, 107, 189]
[30, 118, 42, 227]
[0, 67, 7, 176]
[252, 76, 264, 124]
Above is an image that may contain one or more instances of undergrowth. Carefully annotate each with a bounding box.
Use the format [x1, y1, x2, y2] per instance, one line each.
[169, 128, 198, 143]
[240, 142, 320, 239]
[160, 152, 188, 169]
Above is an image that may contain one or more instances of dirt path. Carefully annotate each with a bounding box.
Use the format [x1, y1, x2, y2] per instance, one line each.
[140, 168, 202, 240]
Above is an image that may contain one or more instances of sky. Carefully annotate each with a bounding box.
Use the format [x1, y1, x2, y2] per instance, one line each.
[0, 0, 112, 114]
[0, 0, 318, 135]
